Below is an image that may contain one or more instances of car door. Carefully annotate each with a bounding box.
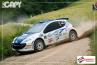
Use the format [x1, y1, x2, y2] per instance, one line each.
[43, 22, 60, 45]
[52, 21, 67, 42]
[57, 21, 68, 41]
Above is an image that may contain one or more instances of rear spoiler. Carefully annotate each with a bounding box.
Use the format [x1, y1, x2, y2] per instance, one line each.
[56, 17, 69, 20]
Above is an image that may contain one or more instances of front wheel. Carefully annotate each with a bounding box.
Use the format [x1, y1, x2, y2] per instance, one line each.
[69, 30, 78, 41]
[34, 39, 45, 52]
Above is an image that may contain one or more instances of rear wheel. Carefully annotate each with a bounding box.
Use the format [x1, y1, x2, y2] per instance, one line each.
[69, 30, 78, 41]
[34, 39, 45, 52]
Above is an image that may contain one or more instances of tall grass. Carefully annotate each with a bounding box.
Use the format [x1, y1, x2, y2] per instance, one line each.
[0, 23, 29, 60]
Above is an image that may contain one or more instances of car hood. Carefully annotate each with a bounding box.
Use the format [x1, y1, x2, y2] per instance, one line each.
[14, 33, 40, 44]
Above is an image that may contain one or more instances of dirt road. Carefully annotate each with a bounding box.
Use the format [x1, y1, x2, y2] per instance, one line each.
[0, 21, 96, 65]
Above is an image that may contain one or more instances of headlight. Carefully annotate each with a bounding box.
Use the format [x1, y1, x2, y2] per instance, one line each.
[12, 37, 17, 43]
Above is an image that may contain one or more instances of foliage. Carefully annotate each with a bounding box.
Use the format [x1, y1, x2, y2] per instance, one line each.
[0, 23, 29, 60]
[24, 2, 97, 24]
[1, 0, 79, 23]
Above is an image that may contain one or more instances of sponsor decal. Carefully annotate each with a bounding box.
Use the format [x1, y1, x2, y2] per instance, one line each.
[54, 30, 60, 40]
[48, 38, 53, 43]
[59, 28, 64, 33]
[53, 28, 64, 40]
[47, 33, 53, 37]
[77, 56, 96, 64]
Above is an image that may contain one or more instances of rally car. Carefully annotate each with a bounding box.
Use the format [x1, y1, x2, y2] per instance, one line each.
[12, 18, 78, 53]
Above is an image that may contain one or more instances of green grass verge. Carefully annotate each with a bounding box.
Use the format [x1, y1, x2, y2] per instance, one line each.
[89, 28, 97, 65]
[24, 0, 97, 24]
[0, 23, 29, 60]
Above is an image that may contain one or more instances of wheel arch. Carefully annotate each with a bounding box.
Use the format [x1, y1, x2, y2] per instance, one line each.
[34, 38, 46, 46]
[69, 29, 77, 35]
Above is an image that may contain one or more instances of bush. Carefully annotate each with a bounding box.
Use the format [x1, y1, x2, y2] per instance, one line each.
[0, 23, 29, 60]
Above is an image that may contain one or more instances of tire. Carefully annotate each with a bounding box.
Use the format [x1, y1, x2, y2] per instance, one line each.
[69, 30, 78, 41]
[34, 39, 45, 52]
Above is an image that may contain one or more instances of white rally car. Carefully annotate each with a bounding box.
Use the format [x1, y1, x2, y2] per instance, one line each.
[12, 18, 78, 53]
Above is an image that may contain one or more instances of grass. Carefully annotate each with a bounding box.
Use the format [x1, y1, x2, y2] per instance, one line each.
[0, 0, 97, 60]
[24, 0, 97, 24]
[0, 23, 29, 60]
[89, 28, 97, 65]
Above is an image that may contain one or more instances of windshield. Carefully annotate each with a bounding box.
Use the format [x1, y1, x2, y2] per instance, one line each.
[25, 23, 46, 34]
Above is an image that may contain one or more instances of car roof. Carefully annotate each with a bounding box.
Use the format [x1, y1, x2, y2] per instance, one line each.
[38, 18, 68, 25]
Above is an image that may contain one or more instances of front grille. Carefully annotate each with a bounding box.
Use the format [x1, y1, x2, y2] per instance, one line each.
[12, 43, 26, 49]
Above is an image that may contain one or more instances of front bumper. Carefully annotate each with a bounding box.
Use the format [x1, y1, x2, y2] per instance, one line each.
[12, 43, 34, 52]
[12, 43, 26, 49]
[12, 48, 34, 52]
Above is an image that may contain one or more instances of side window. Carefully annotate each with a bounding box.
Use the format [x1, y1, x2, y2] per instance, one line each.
[43, 22, 60, 33]
[59, 21, 65, 27]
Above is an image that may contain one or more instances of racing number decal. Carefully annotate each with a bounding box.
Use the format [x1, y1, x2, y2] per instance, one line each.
[47, 28, 65, 43]
[54, 28, 64, 40]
